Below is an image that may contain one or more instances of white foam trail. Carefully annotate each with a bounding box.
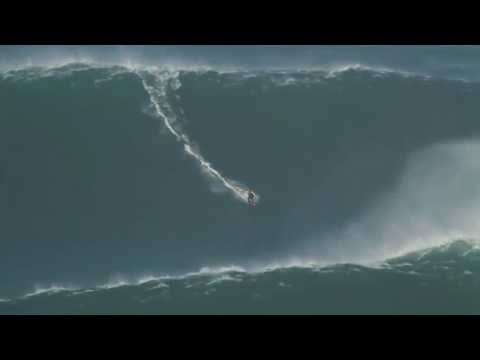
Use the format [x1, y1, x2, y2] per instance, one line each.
[136, 69, 258, 205]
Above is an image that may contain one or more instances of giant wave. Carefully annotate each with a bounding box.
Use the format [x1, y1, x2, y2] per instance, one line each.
[2, 61, 480, 312]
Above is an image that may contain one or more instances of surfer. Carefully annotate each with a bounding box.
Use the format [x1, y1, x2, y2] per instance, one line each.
[248, 189, 256, 207]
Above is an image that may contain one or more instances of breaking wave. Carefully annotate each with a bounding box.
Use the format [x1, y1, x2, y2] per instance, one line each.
[3, 239, 480, 314]
[2, 59, 480, 313]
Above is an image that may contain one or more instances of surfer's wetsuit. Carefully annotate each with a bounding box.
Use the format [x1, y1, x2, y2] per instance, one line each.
[248, 191, 255, 206]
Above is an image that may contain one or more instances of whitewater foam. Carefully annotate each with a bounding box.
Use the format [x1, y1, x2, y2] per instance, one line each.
[206, 274, 243, 286]
[13, 238, 480, 301]
[98, 278, 130, 290]
[22, 285, 80, 299]
[0, 59, 436, 84]
[135, 275, 163, 285]
[148, 282, 170, 290]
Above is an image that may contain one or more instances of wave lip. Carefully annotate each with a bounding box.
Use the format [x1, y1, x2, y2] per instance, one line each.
[0, 60, 432, 82]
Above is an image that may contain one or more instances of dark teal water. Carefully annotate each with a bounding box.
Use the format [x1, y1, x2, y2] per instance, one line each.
[2, 48, 480, 313]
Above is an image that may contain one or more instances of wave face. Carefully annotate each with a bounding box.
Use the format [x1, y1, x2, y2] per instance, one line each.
[2, 240, 480, 314]
[2, 59, 480, 313]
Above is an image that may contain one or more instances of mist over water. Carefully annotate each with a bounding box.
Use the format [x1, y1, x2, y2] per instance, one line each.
[295, 141, 480, 265]
[2, 46, 480, 313]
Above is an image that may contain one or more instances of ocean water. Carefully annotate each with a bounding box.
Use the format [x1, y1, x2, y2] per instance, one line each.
[2, 46, 480, 314]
